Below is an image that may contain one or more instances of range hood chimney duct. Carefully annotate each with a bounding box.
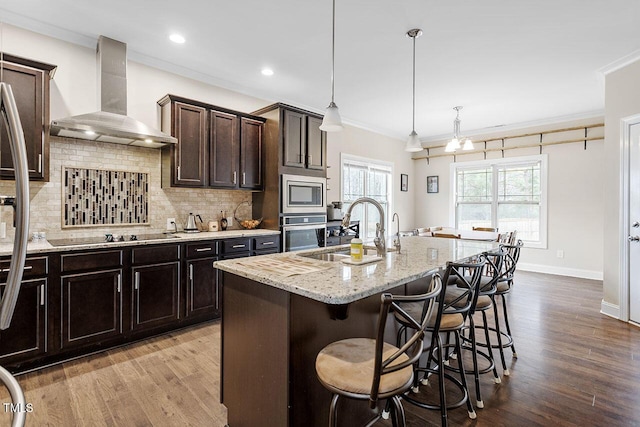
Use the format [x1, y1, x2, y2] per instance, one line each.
[50, 36, 177, 148]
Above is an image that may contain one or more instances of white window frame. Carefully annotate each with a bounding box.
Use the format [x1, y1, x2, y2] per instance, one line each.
[340, 153, 394, 242]
[449, 154, 548, 249]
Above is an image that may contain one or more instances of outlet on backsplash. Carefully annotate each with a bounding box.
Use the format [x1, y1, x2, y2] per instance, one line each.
[166, 218, 176, 231]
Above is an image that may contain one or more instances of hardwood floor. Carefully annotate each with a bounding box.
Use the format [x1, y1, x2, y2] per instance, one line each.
[2, 271, 640, 426]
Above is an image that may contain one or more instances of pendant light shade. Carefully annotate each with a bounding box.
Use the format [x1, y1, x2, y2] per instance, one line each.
[405, 28, 423, 152]
[446, 106, 473, 153]
[320, 0, 343, 132]
[406, 130, 422, 152]
[320, 101, 343, 132]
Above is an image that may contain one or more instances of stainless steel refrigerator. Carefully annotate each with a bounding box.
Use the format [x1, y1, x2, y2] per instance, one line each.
[0, 79, 31, 426]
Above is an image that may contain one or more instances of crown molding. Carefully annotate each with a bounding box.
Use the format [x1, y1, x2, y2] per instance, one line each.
[598, 49, 640, 76]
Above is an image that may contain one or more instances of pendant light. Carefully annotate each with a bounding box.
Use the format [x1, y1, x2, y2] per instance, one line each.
[319, 0, 343, 132]
[445, 106, 474, 152]
[405, 28, 423, 152]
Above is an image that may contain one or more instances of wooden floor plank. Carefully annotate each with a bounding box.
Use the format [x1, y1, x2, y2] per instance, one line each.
[1, 271, 640, 426]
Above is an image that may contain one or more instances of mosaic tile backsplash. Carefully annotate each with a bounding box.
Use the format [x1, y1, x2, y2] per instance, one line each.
[63, 167, 149, 227]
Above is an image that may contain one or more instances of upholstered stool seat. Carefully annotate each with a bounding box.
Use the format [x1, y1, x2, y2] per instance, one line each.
[316, 338, 413, 395]
[396, 259, 487, 425]
[316, 278, 443, 426]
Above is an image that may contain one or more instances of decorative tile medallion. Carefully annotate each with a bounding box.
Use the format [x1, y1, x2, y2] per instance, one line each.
[63, 167, 149, 227]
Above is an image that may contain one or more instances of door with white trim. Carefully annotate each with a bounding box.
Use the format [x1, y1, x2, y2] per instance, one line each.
[628, 122, 640, 323]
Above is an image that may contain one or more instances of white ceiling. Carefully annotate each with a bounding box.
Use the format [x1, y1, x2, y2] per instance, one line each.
[1, 0, 638, 141]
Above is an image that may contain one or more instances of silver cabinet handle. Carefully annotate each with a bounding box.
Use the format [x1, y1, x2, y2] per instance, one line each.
[195, 247, 212, 252]
[1, 266, 31, 273]
[261, 242, 275, 246]
[38, 154, 42, 173]
[40, 284, 45, 306]
[189, 264, 194, 282]
[232, 244, 246, 248]
[134, 271, 140, 290]
[629, 236, 640, 242]
[117, 274, 121, 293]
[233, 171, 237, 184]
[242, 172, 246, 186]
[633, 221, 640, 228]
[177, 166, 181, 181]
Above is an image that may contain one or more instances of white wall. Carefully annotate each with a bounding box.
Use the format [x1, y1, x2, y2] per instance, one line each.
[413, 117, 605, 280]
[602, 58, 640, 313]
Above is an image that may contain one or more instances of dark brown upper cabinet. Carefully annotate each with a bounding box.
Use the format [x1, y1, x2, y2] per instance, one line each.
[159, 95, 265, 190]
[252, 103, 327, 178]
[0, 54, 56, 181]
[282, 108, 326, 172]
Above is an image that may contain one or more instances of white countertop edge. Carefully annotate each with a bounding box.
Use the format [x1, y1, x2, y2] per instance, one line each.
[0, 229, 280, 256]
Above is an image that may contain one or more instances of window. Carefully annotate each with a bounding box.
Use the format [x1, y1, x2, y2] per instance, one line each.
[341, 154, 393, 242]
[452, 154, 547, 248]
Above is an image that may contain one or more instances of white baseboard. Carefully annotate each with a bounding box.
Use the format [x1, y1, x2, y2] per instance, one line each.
[600, 300, 620, 319]
[518, 263, 603, 280]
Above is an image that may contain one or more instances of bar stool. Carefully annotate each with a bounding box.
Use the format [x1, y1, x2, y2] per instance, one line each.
[444, 250, 505, 409]
[396, 257, 486, 425]
[493, 240, 524, 366]
[315, 276, 443, 427]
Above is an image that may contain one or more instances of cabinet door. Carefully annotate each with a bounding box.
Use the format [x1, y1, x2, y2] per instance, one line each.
[174, 102, 207, 186]
[0, 62, 45, 180]
[283, 109, 306, 168]
[0, 279, 46, 362]
[210, 110, 239, 188]
[187, 257, 219, 318]
[132, 262, 180, 331]
[240, 118, 263, 189]
[62, 269, 122, 349]
[306, 116, 326, 171]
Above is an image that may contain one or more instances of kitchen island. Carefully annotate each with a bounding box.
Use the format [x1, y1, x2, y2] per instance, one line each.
[215, 236, 498, 427]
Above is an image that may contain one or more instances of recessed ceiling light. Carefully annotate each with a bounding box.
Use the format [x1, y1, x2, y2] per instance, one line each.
[144, 138, 153, 143]
[261, 68, 274, 76]
[85, 130, 95, 135]
[170, 34, 185, 44]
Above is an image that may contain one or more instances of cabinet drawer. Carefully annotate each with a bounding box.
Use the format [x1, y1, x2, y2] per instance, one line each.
[0, 256, 48, 280]
[220, 238, 251, 254]
[253, 235, 279, 251]
[186, 241, 218, 258]
[61, 250, 122, 273]
[132, 244, 180, 265]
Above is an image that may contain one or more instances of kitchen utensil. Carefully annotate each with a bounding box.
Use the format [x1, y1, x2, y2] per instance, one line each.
[184, 213, 203, 233]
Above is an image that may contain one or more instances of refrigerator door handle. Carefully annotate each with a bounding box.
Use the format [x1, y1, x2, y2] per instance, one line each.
[0, 82, 30, 331]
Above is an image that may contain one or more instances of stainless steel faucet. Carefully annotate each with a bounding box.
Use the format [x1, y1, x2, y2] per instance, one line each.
[392, 212, 401, 253]
[342, 197, 387, 257]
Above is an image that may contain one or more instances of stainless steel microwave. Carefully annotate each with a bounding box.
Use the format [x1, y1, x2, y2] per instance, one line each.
[281, 174, 326, 214]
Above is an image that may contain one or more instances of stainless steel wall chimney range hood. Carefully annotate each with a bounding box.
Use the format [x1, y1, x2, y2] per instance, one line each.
[50, 36, 177, 148]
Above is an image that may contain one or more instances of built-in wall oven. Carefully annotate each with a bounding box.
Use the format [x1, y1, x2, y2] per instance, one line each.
[282, 214, 327, 252]
[281, 174, 326, 214]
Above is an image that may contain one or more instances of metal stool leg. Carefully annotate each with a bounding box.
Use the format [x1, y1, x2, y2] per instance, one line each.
[501, 293, 517, 357]
[491, 296, 509, 375]
[481, 310, 501, 382]
[454, 331, 476, 420]
[329, 394, 339, 427]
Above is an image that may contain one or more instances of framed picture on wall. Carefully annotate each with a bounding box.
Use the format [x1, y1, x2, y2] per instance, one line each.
[427, 176, 439, 193]
[400, 174, 408, 192]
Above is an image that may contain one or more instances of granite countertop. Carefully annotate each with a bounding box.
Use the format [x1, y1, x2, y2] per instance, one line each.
[214, 236, 498, 305]
[0, 229, 280, 256]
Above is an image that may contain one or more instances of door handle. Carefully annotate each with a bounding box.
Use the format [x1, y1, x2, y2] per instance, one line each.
[633, 221, 640, 228]
[628, 235, 640, 242]
[134, 271, 140, 290]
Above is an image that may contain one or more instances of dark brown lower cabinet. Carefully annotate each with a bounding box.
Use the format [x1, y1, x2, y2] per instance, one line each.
[0, 279, 47, 363]
[132, 262, 180, 331]
[186, 257, 219, 317]
[61, 269, 123, 349]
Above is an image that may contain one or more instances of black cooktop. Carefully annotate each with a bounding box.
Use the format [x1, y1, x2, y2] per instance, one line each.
[47, 233, 178, 247]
